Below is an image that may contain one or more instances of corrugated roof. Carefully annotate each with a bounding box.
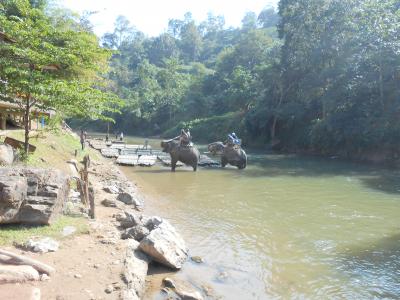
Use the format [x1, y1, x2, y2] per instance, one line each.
[0, 100, 54, 116]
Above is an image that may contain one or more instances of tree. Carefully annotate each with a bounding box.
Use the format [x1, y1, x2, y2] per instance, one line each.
[258, 6, 280, 28]
[0, 0, 121, 153]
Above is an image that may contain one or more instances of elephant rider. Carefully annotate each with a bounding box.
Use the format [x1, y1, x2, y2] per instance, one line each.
[174, 129, 192, 147]
[226, 132, 241, 148]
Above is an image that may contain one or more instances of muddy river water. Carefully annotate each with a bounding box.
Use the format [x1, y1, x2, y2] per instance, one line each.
[120, 137, 400, 299]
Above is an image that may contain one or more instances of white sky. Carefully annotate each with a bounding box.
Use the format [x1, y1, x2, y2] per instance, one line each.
[59, 0, 279, 37]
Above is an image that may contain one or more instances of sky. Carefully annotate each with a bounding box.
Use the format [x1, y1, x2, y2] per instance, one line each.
[60, 0, 279, 37]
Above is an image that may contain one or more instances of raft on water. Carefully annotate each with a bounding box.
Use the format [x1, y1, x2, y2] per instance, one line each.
[101, 148, 119, 158]
[198, 154, 220, 167]
[157, 155, 184, 167]
[116, 154, 157, 166]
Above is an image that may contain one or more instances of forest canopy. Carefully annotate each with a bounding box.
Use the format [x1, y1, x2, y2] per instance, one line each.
[2, 0, 399, 161]
[93, 0, 400, 160]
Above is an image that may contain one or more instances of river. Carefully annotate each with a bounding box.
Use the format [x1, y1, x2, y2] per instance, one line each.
[120, 137, 400, 299]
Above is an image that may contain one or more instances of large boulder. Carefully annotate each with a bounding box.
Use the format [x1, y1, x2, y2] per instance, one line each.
[0, 177, 27, 223]
[0, 144, 14, 166]
[0, 168, 69, 225]
[117, 192, 142, 208]
[139, 219, 188, 269]
[122, 240, 150, 300]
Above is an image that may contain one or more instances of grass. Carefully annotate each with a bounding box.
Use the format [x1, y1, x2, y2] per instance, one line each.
[2, 128, 102, 171]
[0, 127, 100, 246]
[0, 216, 89, 246]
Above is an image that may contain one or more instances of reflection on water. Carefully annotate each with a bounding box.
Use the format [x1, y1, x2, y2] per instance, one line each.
[121, 136, 400, 299]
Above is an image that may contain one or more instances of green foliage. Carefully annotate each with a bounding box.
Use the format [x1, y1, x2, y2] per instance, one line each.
[0, 216, 88, 246]
[86, 1, 399, 161]
[0, 0, 122, 152]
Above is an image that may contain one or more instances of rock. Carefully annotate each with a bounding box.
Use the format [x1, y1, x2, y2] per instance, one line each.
[62, 226, 76, 236]
[118, 210, 142, 229]
[0, 177, 27, 223]
[163, 277, 176, 289]
[117, 193, 142, 207]
[0, 168, 69, 225]
[191, 256, 204, 264]
[93, 264, 100, 269]
[122, 240, 150, 300]
[74, 274, 82, 279]
[0, 265, 40, 283]
[25, 237, 59, 253]
[103, 185, 120, 194]
[162, 277, 204, 300]
[216, 271, 229, 282]
[144, 216, 163, 231]
[101, 199, 117, 208]
[201, 285, 214, 297]
[40, 274, 50, 281]
[139, 220, 188, 269]
[121, 225, 150, 241]
[105, 285, 114, 294]
[0, 144, 14, 165]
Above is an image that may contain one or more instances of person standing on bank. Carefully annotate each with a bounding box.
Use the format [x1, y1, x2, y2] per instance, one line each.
[80, 130, 85, 150]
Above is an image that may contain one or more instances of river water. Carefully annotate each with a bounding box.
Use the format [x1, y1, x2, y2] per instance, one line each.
[120, 137, 400, 299]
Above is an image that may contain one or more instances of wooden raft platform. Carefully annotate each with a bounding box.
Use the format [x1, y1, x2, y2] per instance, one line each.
[198, 154, 220, 167]
[157, 155, 184, 167]
[116, 154, 157, 166]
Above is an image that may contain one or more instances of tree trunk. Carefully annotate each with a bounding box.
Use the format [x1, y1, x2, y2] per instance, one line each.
[24, 96, 31, 154]
[379, 54, 384, 110]
[270, 115, 278, 141]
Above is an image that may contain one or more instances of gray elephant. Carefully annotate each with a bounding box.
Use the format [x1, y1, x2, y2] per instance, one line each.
[208, 142, 247, 169]
[161, 139, 200, 171]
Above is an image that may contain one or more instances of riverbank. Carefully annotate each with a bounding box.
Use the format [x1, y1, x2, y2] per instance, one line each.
[0, 129, 200, 299]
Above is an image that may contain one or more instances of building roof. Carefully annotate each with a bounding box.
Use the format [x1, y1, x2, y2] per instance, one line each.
[0, 100, 54, 117]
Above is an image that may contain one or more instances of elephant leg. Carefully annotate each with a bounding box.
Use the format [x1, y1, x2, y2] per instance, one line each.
[171, 158, 177, 172]
[221, 156, 228, 167]
[192, 164, 197, 172]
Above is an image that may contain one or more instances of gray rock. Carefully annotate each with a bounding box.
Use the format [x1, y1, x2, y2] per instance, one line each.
[101, 199, 117, 207]
[105, 285, 114, 294]
[121, 225, 150, 241]
[122, 240, 150, 300]
[118, 210, 142, 229]
[104, 185, 120, 194]
[0, 177, 27, 223]
[163, 277, 176, 289]
[62, 226, 76, 236]
[191, 256, 204, 264]
[162, 277, 204, 300]
[139, 220, 188, 269]
[0, 144, 14, 165]
[144, 216, 163, 231]
[25, 237, 59, 253]
[0, 168, 69, 225]
[117, 193, 141, 207]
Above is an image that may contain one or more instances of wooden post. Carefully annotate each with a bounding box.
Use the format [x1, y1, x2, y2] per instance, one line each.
[89, 185, 95, 219]
[82, 154, 94, 219]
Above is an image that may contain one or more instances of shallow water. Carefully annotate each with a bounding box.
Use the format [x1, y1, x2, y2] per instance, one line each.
[121, 137, 400, 299]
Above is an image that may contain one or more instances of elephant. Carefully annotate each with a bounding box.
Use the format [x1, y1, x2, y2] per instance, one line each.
[161, 139, 200, 171]
[208, 141, 247, 169]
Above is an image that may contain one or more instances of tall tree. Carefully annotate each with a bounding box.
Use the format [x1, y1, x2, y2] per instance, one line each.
[0, 0, 121, 153]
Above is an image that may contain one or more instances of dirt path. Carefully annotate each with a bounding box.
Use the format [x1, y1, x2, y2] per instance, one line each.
[2, 159, 136, 300]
